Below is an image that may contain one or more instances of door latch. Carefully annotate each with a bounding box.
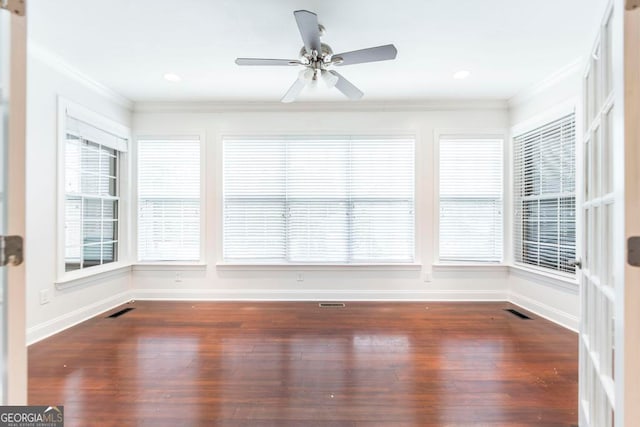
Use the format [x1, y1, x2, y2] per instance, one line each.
[629, 237, 640, 267]
[568, 259, 582, 269]
[0, 235, 23, 266]
[0, 0, 25, 16]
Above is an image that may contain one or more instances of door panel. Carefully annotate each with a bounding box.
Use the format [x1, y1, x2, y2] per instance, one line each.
[581, 1, 640, 426]
[580, 3, 616, 426]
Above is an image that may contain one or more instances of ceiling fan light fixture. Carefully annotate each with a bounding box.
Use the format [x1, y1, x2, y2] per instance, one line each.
[321, 69, 339, 88]
[298, 68, 315, 82]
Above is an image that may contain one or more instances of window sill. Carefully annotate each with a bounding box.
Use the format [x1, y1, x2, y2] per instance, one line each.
[432, 263, 509, 273]
[55, 262, 132, 290]
[133, 263, 207, 272]
[509, 264, 579, 292]
[216, 263, 422, 271]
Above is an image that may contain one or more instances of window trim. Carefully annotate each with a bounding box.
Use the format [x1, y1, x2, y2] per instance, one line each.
[433, 129, 508, 266]
[56, 97, 132, 282]
[134, 134, 206, 263]
[216, 131, 420, 266]
[510, 105, 579, 277]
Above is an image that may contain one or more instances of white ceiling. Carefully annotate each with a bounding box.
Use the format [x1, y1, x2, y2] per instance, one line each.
[29, 0, 604, 103]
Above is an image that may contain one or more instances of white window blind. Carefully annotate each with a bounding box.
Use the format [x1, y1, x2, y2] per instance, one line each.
[137, 139, 201, 261]
[513, 114, 576, 274]
[64, 120, 124, 272]
[223, 136, 415, 263]
[439, 138, 503, 262]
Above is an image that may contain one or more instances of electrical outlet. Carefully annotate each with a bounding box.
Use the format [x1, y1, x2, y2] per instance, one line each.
[296, 273, 304, 282]
[424, 272, 433, 283]
[39, 289, 50, 305]
[175, 272, 183, 283]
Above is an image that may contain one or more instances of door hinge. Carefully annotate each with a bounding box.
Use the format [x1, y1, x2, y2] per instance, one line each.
[0, 235, 23, 266]
[0, 0, 25, 16]
[629, 237, 640, 267]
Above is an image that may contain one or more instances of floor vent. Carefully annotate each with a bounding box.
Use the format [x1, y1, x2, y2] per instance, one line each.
[505, 308, 531, 319]
[107, 308, 135, 318]
[319, 303, 345, 308]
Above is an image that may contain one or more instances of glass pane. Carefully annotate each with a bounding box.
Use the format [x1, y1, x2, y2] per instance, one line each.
[223, 199, 286, 261]
[288, 201, 348, 262]
[102, 242, 117, 264]
[109, 177, 117, 196]
[102, 220, 118, 241]
[603, 108, 613, 195]
[83, 198, 102, 220]
[81, 172, 100, 194]
[354, 200, 415, 262]
[539, 244, 559, 269]
[83, 221, 101, 245]
[103, 200, 118, 220]
[604, 15, 613, 97]
[592, 128, 601, 198]
[539, 199, 559, 245]
[82, 245, 101, 268]
[523, 200, 539, 243]
[65, 196, 82, 247]
[65, 137, 81, 193]
[81, 141, 100, 170]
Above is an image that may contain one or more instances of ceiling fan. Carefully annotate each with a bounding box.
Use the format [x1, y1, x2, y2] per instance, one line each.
[235, 10, 398, 103]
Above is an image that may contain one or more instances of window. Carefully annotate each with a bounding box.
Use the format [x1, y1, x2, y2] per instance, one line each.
[63, 114, 127, 272]
[439, 138, 504, 262]
[513, 114, 576, 274]
[137, 138, 201, 261]
[223, 136, 415, 263]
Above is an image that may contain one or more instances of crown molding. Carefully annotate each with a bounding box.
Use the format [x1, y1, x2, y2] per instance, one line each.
[28, 42, 133, 110]
[507, 57, 585, 108]
[133, 99, 509, 114]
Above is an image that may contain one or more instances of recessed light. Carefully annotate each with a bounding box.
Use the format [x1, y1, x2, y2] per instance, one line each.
[163, 73, 182, 82]
[453, 70, 471, 80]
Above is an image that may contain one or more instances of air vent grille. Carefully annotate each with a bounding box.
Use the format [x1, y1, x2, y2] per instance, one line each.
[505, 308, 531, 319]
[107, 308, 135, 318]
[319, 303, 345, 308]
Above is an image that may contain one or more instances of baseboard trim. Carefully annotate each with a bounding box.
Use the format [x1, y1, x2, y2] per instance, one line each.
[26, 290, 133, 345]
[132, 288, 507, 302]
[26, 288, 577, 344]
[508, 291, 579, 332]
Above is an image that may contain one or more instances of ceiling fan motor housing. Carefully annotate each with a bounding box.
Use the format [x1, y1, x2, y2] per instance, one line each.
[299, 43, 334, 67]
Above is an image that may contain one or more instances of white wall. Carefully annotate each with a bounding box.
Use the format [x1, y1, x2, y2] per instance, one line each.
[25, 48, 133, 344]
[131, 105, 510, 302]
[506, 62, 583, 331]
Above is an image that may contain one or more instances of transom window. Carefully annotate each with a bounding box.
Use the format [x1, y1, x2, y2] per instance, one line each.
[222, 136, 415, 263]
[513, 113, 576, 274]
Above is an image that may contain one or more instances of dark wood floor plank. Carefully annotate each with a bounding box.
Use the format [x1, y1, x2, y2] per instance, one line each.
[28, 301, 578, 426]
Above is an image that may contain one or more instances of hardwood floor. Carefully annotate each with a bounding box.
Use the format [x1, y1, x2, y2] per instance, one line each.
[28, 301, 578, 426]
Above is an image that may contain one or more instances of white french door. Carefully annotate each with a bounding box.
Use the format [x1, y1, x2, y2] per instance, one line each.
[579, 1, 640, 426]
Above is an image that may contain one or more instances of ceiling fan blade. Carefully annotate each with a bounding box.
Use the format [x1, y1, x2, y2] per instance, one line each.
[294, 10, 322, 55]
[333, 44, 398, 66]
[235, 58, 301, 66]
[329, 71, 364, 100]
[281, 78, 307, 103]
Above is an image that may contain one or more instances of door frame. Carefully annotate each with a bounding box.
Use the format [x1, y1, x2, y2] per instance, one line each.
[622, 3, 640, 425]
[2, 8, 27, 405]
